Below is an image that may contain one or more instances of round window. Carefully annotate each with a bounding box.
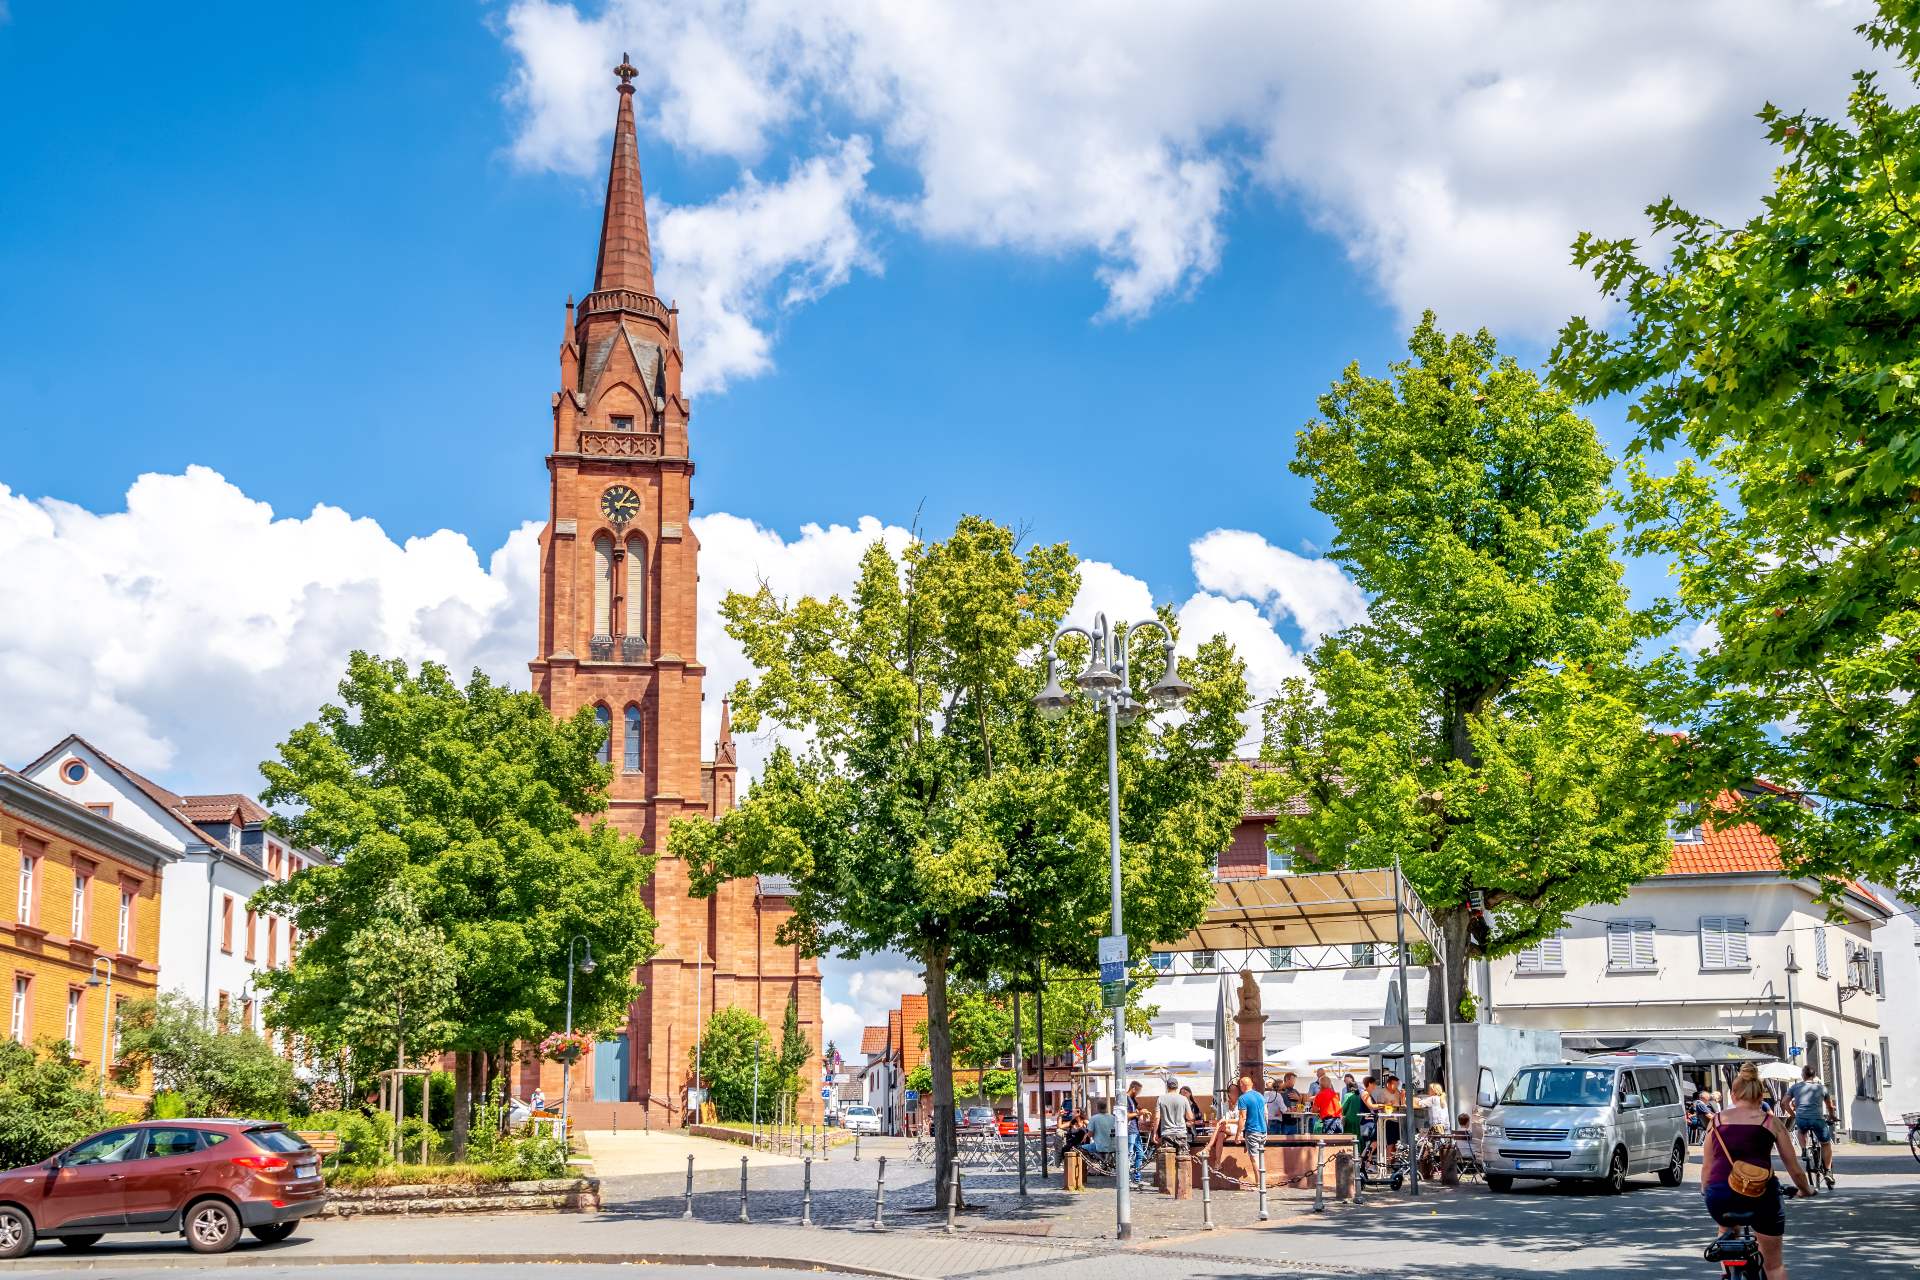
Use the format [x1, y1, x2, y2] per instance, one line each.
[60, 759, 87, 784]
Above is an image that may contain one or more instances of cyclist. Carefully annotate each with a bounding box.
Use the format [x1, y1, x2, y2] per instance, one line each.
[1705, 1064, 1817, 1280]
[1784, 1066, 1837, 1186]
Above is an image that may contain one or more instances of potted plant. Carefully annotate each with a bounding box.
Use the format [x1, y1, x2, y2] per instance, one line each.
[539, 1030, 594, 1066]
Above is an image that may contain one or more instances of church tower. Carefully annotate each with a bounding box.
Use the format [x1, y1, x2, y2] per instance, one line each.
[529, 56, 821, 1125]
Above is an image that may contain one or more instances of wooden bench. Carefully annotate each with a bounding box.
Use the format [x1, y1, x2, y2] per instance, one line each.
[296, 1131, 344, 1173]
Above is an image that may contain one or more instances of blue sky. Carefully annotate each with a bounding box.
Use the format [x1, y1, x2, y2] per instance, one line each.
[0, 1, 1890, 1050]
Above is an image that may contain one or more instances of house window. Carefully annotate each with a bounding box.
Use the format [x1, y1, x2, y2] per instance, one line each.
[112, 998, 124, 1057]
[1606, 920, 1657, 971]
[1352, 942, 1376, 967]
[65, 988, 82, 1046]
[221, 896, 234, 953]
[1191, 950, 1216, 972]
[1814, 926, 1829, 978]
[625, 536, 646, 641]
[118, 892, 132, 952]
[1670, 802, 1704, 844]
[1699, 917, 1750, 970]
[267, 918, 279, 969]
[268, 847, 281, 878]
[86, 803, 112, 818]
[60, 758, 87, 784]
[245, 910, 257, 961]
[592, 536, 615, 635]
[595, 704, 612, 764]
[10, 976, 29, 1042]
[1146, 953, 1172, 972]
[242, 997, 253, 1032]
[1267, 847, 1293, 874]
[71, 871, 87, 938]
[624, 705, 643, 772]
[610, 415, 634, 432]
[1269, 946, 1293, 970]
[1872, 950, 1886, 998]
[1882, 1036, 1893, 1084]
[16, 851, 34, 923]
[216, 991, 230, 1030]
[1515, 933, 1566, 974]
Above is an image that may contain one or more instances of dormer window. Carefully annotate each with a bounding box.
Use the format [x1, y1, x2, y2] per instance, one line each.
[1671, 802, 1705, 844]
[610, 415, 634, 432]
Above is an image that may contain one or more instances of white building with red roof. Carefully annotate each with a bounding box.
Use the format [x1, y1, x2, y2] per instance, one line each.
[1486, 788, 1895, 1141]
[18, 736, 306, 1036]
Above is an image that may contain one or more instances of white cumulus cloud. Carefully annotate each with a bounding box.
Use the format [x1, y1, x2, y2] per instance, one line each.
[502, 0, 1893, 380]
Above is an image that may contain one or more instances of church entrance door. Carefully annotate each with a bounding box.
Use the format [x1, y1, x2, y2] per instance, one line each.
[593, 1036, 629, 1102]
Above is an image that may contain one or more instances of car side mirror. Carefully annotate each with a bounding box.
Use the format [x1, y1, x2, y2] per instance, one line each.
[1477, 1090, 1496, 1109]
[1621, 1093, 1644, 1110]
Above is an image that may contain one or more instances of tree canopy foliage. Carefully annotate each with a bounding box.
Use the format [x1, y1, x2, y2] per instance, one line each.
[113, 992, 299, 1118]
[252, 653, 658, 1138]
[0, 1040, 114, 1168]
[693, 1006, 776, 1123]
[1261, 315, 1675, 1019]
[670, 515, 1248, 1200]
[1552, 0, 1920, 897]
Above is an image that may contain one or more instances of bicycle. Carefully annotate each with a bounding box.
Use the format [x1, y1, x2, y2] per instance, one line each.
[1903, 1112, 1920, 1166]
[1794, 1123, 1835, 1191]
[1703, 1186, 1800, 1279]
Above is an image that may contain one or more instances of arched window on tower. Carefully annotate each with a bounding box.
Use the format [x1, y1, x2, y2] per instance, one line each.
[624, 704, 642, 773]
[592, 535, 615, 640]
[594, 704, 611, 764]
[623, 534, 646, 660]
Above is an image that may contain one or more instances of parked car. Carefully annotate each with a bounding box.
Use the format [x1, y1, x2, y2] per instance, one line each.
[995, 1113, 1057, 1136]
[0, 1120, 327, 1259]
[841, 1105, 883, 1135]
[956, 1106, 997, 1132]
[1475, 1055, 1690, 1194]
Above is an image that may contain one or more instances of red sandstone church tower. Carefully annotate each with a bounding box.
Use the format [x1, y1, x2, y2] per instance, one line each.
[528, 56, 821, 1126]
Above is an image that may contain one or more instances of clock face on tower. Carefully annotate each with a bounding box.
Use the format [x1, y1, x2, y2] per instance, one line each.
[600, 485, 641, 525]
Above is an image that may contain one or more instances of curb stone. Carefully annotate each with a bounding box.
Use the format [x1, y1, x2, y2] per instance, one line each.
[8, 1249, 913, 1276]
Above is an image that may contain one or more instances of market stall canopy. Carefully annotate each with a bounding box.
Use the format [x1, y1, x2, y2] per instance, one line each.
[1088, 1034, 1215, 1074]
[1170, 868, 1442, 954]
[1567, 1037, 1776, 1066]
[1338, 1040, 1443, 1058]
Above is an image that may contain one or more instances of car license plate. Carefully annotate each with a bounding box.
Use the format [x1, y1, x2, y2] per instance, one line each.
[1517, 1159, 1554, 1171]
[297, 1161, 317, 1177]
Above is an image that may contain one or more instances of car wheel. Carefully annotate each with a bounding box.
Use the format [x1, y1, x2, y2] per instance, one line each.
[250, 1222, 297, 1244]
[1658, 1141, 1686, 1187]
[1603, 1148, 1629, 1195]
[0, 1206, 35, 1259]
[1485, 1174, 1514, 1193]
[185, 1199, 241, 1254]
[58, 1233, 105, 1250]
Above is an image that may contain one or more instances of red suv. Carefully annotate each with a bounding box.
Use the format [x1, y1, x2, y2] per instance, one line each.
[0, 1120, 326, 1258]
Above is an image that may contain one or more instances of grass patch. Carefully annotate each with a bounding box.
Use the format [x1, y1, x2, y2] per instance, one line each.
[325, 1162, 530, 1189]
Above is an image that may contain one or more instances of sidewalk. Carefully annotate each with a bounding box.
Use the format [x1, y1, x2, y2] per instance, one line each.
[581, 1129, 802, 1176]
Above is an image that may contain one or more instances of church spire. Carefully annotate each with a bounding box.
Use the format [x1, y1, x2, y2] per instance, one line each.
[592, 53, 655, 297]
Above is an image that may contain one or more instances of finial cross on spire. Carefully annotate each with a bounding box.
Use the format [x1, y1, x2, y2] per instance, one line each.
[615, 52, 638, 92]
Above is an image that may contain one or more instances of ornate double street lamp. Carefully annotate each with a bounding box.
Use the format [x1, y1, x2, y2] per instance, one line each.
[561, 936, 597, 1140]
[1035, 612, 1192, 1242]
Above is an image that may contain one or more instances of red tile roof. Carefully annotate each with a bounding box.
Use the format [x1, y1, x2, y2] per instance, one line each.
[860, 1025, 887, 1055]
[180, 793, 273, 826]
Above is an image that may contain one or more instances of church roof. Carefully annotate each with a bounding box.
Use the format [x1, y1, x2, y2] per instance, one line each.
[593, 53, 655, 297]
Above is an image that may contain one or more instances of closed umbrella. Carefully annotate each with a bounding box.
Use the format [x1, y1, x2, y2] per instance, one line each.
[1213, 971, 1236, 1101]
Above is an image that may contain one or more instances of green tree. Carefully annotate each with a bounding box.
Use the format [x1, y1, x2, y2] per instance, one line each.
[928, 972, 1152, 1077]
[693, 1007, 775, 1123]
[251, 652, 658, 1157]
[112, 992, 299, 1117]
[775, 989, 808, 1111]
[1552, 0, 1920, 897]
[1262, 316, 1675, 1021]
[0, 1040, 114, 1167]
[671, 515, 1248, 1202]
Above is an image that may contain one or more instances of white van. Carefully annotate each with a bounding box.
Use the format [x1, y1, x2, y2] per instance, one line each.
[1476, 1055, 1690, 1193]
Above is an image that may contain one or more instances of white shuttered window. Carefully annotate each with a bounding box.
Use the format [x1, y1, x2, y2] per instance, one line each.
[1606, 920, 1656, 971]
[1699, 917, 1750, 969]
[1515, 933, 1566, 973]
[1814, 926, 1830, 977]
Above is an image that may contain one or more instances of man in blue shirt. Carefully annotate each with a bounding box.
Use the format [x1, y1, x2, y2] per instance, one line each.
[1786, 1066, 1836, 1184]
[1235, 1075, 1267, 1177]
[1124, 1080, 1146, 1182]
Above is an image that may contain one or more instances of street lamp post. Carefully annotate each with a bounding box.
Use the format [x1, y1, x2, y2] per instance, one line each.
[561, 936, 597, 1142]
[85, 956, 114, 1099]
[1035, 611, 1192, 1243]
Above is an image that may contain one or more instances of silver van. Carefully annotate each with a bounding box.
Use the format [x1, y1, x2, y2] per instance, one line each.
[1476, 1055, 1689, 1193]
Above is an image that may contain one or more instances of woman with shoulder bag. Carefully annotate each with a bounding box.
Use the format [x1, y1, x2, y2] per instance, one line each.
[1703, 1063, 1817, 1280]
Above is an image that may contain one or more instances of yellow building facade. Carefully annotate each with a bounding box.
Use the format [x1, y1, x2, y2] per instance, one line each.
[1, 767, 174, 1108]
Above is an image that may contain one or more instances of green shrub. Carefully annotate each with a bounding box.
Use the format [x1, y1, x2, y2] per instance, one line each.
[149, 1091, 190, 1120]
[0, 1040, 114, 1168]
[398, 1116, 442, 1162]
[508, 1133, 568, 1180]
[299, 1108, 395, 1167]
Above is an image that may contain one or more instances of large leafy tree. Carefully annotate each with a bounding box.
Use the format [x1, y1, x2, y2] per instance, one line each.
[1552, 0, 1920, 897]
[253, 653, 657, 1155]
[692, 1007, 775, 1123]
[1261, 316, 1675, 1022]
[670, 516, 1248, 1205]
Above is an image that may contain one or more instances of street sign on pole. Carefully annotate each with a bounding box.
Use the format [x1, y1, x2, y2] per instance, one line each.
[1099, 935, 1128, 1008]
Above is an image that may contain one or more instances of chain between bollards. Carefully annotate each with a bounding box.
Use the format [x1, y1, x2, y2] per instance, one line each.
[738, 1156, 750, 1223]
[871, 1155, 887, 1229]
[802, 1156, 814, 1227]
[682, 1153, 695, 1219]
[1199, 1150, 1214, 1230]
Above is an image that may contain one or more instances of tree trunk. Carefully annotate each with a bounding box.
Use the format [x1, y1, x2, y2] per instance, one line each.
[924, 945, 959, 1210]
[1424, 904, 1475, 1028]
[450, 1050, 472, 1161]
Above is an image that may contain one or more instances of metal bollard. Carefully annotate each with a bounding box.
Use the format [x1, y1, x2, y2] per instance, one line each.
[945, 1169, 960, 1234]
[683, 1153, 695, 1219]
[854, 1133, 861, 1161]
[1199, 1153, 1214, 1230]
[739, 1156, 750, 1223]
[802, 1157, 814, 1227]
[1313, 1138, 1326, 1214]
[821, 1123, 829, 1161]
[1256, 1148, 1269, 1222]
[871, 1155, 887, 1229]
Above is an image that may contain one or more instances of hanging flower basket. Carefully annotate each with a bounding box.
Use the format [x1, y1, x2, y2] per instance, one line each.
[539, 1030, 594, 1065]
